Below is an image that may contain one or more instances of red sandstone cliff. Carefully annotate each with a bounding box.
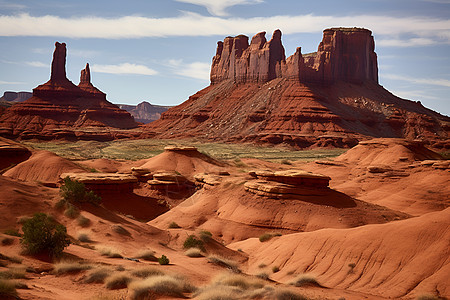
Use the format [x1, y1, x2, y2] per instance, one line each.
[145, 28, 449, 148]
[0, 42, 138, 140]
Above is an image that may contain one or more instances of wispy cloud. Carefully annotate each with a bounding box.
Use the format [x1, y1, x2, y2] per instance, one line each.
[383, 74, 450, 88]
[91, 63, 158, 75]
[25, 61, 47, 68]
[0, 13, 449, 47]
[175, 0, 263, 16]
[388, 89, 441, 101]
[377, 37, 436, 47]
[168, 59, 210, 80]
[0, 1, 26, 10]
[0, 80, 25, 85]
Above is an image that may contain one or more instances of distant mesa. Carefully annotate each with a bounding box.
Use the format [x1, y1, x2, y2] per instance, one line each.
[0, 91, 32, 103]
[118, 101, 172, 124]
[0, 42, 138, 141]
[146, 27, 449, 149]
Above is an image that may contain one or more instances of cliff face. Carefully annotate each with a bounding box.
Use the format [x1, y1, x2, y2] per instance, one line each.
[0, 42, 138, 141]
[210, 28, 378, 85]
[145, 28, 449, 148]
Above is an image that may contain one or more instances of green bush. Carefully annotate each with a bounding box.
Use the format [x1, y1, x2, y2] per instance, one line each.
[183, 235, 205, 251]
[20, 213, 70, 258]
[3, 229, 21, 237]
[199, 230, 212, 242]
[158, 255, 170, 265]
[60, 176, 101, 205]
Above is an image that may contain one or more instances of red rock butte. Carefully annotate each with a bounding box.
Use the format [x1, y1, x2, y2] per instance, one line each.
[146, 28, 449, 149]
[0, 42, 138, 141]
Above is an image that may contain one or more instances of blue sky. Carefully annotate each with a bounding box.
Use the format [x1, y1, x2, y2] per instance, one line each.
[0, 0, 449, 116]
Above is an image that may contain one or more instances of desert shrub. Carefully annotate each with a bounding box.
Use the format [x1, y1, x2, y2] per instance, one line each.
[213, 273, 264, 290]
[3, 229, 21, 237]
[60, 176, 101, 205]
[258, 263, 267, 269]
[134, 249, 157, 261]
[129, 275, 191, 299]
[194, 285, 240, 300]
[77, 215, 91, 227]
[105, 273, 132, 290]
[256, 272, 269, 280]
[416, 295, 441, 300]
[131, 267, 165, 278]
[0, 279, 17, 298]
[259, 233, 273, 242]
[54, 262, 92, 275]
[99, 247, 123, 258]
[207, 255, 240, 273]
[78, 232, 91, 243]
[274, 289, 308, 300]
[158, 255, 170, 265]
[199, 230, 213, 242]
[111, 224, 130, 236]
[83, 267, 112, 283]
[20, 213, 70, 258]
[183, 235, 205, 251]
[0, 267, 26, 279]
[272, 266, 280, 273]
[168, 222, 181, 229]
[290, 274, 320, 287]
[1, 237, 14, 246]
[185, 248, 204, 258]
[64, 204, 80, 219]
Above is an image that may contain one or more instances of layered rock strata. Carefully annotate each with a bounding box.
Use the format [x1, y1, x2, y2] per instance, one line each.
[0, 42, 138, 140]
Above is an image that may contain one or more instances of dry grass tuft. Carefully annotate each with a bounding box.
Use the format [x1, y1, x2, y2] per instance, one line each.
[0, 279, 18, 298]
[185, 248, 204, 258]
[83, 267, 112, 284]
[131, 267, 165, 279]
[129, 275, 193, 299]
[273, 289, 309, 300]
[133, 249, 157, 261]
[78, 232, 92, 243]
[110, 224, 130, 236]
[0, 267, 27, 279]
[98, 247, 123, 258]
[289, 274, 321, 287]
[54, 262, 92, 275]
[77, 215, 91, 227]
[207, 255, 240, 273]
[212, 273, 265, 290]
[105, 273, 132, 290]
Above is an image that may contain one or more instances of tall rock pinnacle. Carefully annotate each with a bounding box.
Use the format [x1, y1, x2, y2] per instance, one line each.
[50, 42, 67, 82]
[80, 63, 91, 84]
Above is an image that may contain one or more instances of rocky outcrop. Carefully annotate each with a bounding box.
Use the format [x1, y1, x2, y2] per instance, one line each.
[146, 28, 449, 148]
[0, 137, 31, 171]
[245, 169, 331, 199]
[0, 91, 32, 103]
[0, 42, 138, 140]
[210, 28, 377, 85]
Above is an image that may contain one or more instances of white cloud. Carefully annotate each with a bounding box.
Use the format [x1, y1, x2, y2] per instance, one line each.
[175, 0, 263, 16]
[377, 37, 436, 47]
[91, 63, 158, 75]
[383, 74, 450, 88]
[168, 59, 210, 80]
[25, 61, 47, 67]
[0, 80, 24, 84]
[0, 13, 449, 46]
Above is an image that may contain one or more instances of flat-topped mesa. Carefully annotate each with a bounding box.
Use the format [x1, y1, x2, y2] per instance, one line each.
[210, 27, 378, 85]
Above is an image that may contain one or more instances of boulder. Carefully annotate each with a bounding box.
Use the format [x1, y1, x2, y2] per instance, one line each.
[60, 172, 138, 195]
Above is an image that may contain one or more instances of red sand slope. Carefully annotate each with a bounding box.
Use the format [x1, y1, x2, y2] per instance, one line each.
[230, 208, 450, 299]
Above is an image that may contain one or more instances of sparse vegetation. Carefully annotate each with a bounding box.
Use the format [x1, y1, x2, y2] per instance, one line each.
[0, 267, 27, 279]
[134, 249, 157, 261]
[129, 274, 194, 300]
[290, 274, 320, 287]
[274, 289, 308, 300]
[415, 295, 441, 300]
[20, 212, 70, 258]
[1, 237, 14, 246]
[105, 273, 132, 290]
[131, 267, 165, 278]
[348, 262, 356, 274]
[199, 230, 213, 242]
[168, 221, 181, 229]
[64, 204, 80, 219]
[258, 263, 267, 269]
[185, 248, 204, 258]
[60, 176, 101, 205]
[77, 215, 91, 227]
[99, 247, 123, 258]
[111, 224, 130, 236]
[256, 272, 269, 280]
[83, 267, 112, 284]
[259, 232, 282, 242]
[78, 232, 92, 243]
[158, 255, 170, 265]
[272, 266, 280, 273]
[0, 279, 18, 298]
[54, 262, 92, 275]
[183, 235, 205, 251]
[207, 255, 240, 273]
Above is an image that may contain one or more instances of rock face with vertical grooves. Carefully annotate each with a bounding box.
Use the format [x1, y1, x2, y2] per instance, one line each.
[145, 28, 449, 149]
[0, 42, 138, 140]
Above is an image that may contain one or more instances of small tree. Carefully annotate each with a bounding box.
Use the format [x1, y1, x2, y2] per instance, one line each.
[21, 213, 70, 258]
[158, 255, 170, 265]
[183, 235, 205, 252]
[60, 176, 101, 205]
